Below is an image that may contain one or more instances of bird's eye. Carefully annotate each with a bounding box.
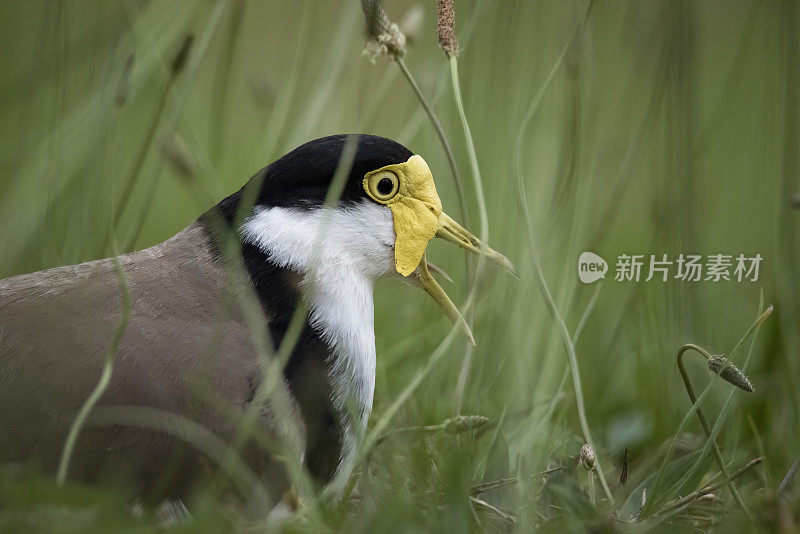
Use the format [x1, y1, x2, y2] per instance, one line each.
[367, 170, 399, 201]
[377, 177, 394, 196]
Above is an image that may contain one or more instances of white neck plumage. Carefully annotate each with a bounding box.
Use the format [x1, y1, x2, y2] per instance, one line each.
[240, 199, 395, 475]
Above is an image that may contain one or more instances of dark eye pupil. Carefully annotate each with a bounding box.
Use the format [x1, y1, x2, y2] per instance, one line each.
[377, 177, 394, 196]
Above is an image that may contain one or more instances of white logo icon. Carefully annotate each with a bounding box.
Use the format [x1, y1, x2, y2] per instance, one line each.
[578, 252, 608, 284]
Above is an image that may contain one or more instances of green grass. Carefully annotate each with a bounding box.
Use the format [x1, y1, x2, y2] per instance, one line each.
[1, 0, 799, 531]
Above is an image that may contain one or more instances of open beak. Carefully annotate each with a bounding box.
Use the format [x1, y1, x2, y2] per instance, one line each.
[436, 213, 518, 277]
[407, 212, 518, 346]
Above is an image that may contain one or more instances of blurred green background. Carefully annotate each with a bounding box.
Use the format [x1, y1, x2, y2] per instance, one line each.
[1, 0, 798, 530]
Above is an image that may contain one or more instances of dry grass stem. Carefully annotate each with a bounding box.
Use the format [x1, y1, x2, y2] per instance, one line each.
[656, 457, 763, 517]
[470, 466, 567, 495]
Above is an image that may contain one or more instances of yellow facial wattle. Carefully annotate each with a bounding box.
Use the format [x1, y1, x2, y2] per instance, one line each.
[362, 151, 517, 346]
[363, 155, 442, 276]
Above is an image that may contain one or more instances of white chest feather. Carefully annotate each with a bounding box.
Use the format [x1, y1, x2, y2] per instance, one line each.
[240, 200, 395, 429]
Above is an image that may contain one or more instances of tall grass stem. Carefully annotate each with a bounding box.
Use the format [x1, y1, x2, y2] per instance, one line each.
[395, 56, 468, 225]
[511, 0, 613, 503]
[56, 256, 130, 485]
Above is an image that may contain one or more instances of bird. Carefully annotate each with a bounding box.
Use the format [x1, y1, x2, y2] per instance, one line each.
[0, 134, 515, 509]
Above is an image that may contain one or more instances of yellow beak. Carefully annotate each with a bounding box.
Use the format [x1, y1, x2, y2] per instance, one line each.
[407, 212, 517, 346]
[435, 212, 518, 277]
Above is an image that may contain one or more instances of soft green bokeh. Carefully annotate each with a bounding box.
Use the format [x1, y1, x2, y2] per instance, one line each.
[1, 0, 798, 530]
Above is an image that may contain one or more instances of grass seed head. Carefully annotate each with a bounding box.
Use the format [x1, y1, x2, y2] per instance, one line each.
[443, 415, 490, 433]
[436, 0, 459, 57]
[580, 444, 595, 470]
[360, 0, 406, 60]
[708, 355, 755, 392]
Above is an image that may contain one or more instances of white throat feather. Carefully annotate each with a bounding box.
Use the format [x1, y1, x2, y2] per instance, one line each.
[240, 199, 394, 438]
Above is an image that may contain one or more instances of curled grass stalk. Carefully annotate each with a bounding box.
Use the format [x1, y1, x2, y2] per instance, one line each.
[645, 300, 769, 517]
[676, 343, 749, 516]
[694, 302, 771, 508]
[56, 256, 130, 485]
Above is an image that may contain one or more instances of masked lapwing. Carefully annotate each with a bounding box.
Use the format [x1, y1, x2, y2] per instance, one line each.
[0, 134, 515, 504]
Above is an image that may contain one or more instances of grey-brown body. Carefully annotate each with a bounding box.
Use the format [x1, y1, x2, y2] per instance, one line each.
[0, 222, 298, 502]
[0, 134, 439, 506]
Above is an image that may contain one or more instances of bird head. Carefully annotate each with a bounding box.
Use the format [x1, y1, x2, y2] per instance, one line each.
[233, 134, 516, 345]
